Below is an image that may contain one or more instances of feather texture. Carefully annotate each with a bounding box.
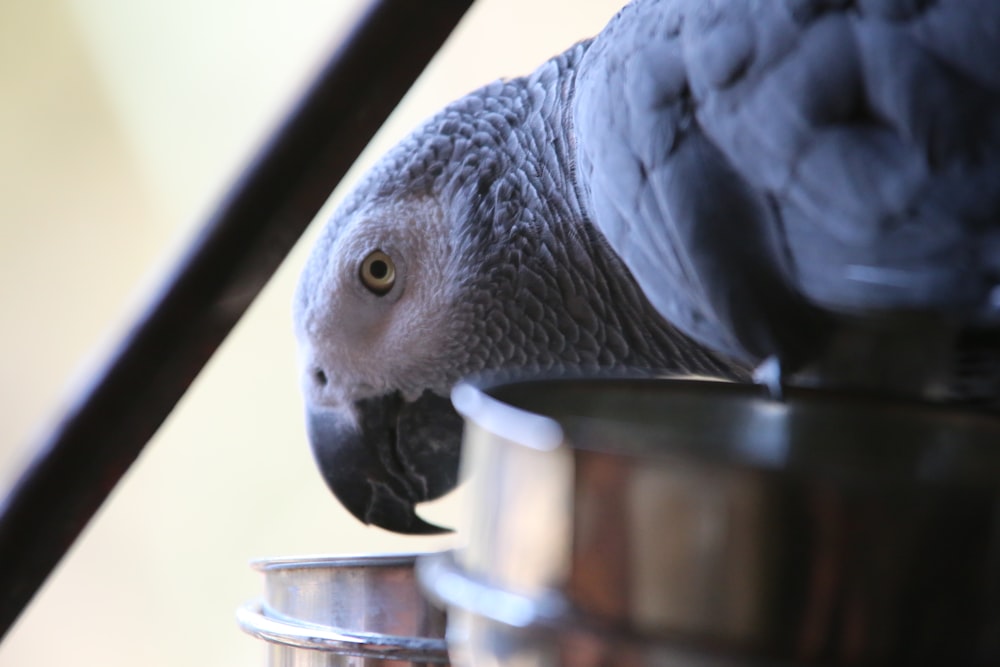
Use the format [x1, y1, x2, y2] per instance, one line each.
[574, 0, 1000, 371]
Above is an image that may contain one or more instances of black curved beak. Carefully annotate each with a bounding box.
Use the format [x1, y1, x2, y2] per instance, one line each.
[306, 390, 464, 534]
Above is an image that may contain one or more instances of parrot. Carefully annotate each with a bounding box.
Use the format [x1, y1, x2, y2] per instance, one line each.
[293, 0, 1000, 534]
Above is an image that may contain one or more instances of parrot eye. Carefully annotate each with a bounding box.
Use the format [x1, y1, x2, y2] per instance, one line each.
[359, 250, 396, 295]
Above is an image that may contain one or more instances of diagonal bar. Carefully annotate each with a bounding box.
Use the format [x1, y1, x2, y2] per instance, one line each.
[0, 0, 473, 641]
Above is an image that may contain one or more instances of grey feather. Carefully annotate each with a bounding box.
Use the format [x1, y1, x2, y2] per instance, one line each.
[574, 0, 1000, 387]
[299, 42, 741, 391]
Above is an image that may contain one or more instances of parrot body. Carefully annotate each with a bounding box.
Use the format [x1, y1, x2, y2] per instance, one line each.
[294, 0, 1000, 533]
[576, 0, 1000, 370]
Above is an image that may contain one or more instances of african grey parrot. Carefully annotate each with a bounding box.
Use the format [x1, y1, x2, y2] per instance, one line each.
[294, 0, 1000, 533]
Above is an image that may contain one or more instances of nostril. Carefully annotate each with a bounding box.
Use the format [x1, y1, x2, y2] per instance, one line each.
[311, 368, 328, 388]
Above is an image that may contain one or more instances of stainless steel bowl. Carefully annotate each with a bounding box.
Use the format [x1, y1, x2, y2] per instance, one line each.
[238, 553, 449, 665]
[420, 378, 1000, 666]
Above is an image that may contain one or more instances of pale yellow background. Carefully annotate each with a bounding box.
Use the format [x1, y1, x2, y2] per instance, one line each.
[0, 1, 623, 665]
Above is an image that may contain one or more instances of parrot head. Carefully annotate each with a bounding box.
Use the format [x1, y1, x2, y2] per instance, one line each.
[294, 191, 479, 534]
[293, 58, 744, 534]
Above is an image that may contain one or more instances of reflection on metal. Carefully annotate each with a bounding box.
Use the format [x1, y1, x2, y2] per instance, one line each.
[238, 554, 449, 665]
[421, 378, 1000, 665]
[0, 0, 473, 641]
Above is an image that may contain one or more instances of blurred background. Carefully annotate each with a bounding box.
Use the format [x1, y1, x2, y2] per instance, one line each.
[0, 1, 622, 665]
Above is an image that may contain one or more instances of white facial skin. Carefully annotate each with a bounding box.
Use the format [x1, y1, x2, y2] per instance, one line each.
[293, 195, 467, 420]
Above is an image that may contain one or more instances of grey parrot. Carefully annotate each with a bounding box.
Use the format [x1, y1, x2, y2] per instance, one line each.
[294, 0, 1000, 533]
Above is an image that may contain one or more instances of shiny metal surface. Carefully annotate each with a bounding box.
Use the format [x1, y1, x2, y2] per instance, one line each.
[419, 551, 773, 667]
[441, 378, 1000, 665]
[239, 553, 449, 665]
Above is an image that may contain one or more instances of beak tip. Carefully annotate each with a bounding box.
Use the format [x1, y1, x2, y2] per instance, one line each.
[349, 483, 453, 535]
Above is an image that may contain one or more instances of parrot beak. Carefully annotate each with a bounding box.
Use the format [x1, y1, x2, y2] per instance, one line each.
[306, 390, 463, 534]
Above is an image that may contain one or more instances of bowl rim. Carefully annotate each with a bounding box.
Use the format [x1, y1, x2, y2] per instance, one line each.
[453, 377, 1000, 487]
[236, 600, 450, 661]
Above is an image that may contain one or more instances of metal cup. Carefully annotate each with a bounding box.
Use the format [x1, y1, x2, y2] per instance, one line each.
[239, 553, 450, 666]
[420, 378, 1000, 666]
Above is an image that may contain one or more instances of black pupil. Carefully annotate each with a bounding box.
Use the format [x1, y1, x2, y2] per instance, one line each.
[369, 260, 389, 280]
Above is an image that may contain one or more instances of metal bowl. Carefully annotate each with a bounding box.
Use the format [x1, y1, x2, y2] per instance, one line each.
[238, 553, 449, 665]
[420, 378, 1000, 666]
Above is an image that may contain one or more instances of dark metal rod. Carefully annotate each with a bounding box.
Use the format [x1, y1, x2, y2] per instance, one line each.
[0, 0, 473, 641]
